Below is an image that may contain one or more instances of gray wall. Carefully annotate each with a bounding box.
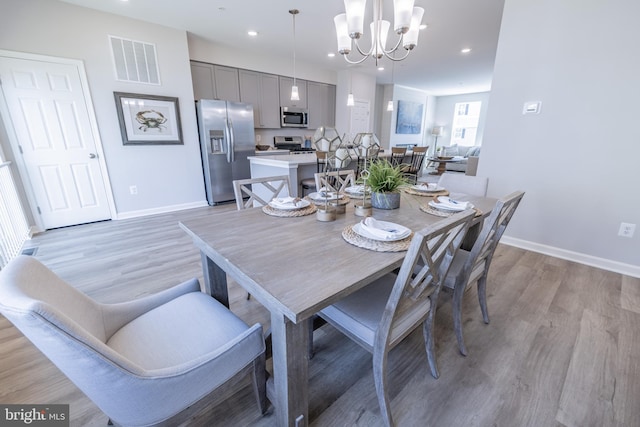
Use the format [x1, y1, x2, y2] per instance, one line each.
[481, 0, 640, 272]
[1, 0, 206, 218]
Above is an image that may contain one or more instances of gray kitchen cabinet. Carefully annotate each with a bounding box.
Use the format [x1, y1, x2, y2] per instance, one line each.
[279, 76, 307, 109]
[307, 81, 336, 129]
[190, 61, 240, 101]
[239, 70, 281, 129]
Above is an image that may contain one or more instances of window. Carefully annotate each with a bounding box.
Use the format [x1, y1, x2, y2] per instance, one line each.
[451, 101, 481, 147]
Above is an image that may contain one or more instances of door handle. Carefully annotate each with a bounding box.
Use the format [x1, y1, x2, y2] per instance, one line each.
[228, 119, 235, 163]
[89, 153, 97, 159]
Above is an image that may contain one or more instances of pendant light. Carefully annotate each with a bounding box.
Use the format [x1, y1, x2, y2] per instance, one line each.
[387, 55, 395, 112]
[290, 9, 300, 101]
[347, 70, 355, 106]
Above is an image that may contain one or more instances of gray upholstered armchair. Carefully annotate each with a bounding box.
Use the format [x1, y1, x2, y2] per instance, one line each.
[0, 256, 267, 426]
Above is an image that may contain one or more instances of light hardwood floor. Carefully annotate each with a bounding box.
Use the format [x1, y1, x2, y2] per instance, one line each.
[1, 205, 639, 427]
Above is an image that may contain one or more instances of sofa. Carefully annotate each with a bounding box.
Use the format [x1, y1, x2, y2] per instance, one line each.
[441, 145, 481, 175]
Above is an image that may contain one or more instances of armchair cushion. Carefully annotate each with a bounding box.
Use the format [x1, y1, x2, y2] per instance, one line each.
[107, 292, 253, 371]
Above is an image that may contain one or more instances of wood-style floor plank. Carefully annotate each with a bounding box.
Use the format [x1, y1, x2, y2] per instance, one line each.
[0, 205, 638, 426]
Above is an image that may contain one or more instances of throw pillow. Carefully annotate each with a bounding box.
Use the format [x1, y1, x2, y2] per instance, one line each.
[442, 145, 459, 156]
[467, 146, 481, 157]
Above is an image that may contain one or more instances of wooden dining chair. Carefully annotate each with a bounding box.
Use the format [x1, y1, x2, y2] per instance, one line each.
[400, 146, 428, 184]
[442, 191, 525, 356]
[390, 146, 407, 167]
[318, 209, 475, 427]
[300, 151, 328, 196]
[314, 169, 356, 193]
[232, 175, 291, 210]
[437, 172, 488, 197]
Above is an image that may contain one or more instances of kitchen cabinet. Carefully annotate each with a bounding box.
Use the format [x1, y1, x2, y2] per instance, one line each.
[190, 61, 240, 101]
[279, 77, 307, 109]
[307, 81, 336, 129]
[239, 70, 281, 129]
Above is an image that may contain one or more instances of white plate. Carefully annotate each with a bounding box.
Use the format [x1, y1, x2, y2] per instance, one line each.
[344, 185, 368, 195]
[308, 191, 343, 201]
[411, 184, 445, 193]
[428, 197, 473, 212]
[352, 220, 411, 241]
[268, 198, 311, 210]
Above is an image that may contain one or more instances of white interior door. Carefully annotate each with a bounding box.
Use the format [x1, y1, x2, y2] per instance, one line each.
[0, 54, 112, 229]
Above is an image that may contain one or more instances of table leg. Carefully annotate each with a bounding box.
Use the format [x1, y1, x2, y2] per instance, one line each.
[200, 251, 229, 307]
[270, 311, 310, 427]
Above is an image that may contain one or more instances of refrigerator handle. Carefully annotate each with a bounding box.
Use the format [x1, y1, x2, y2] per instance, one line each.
[228, 118, 236, 162]
[224, 118, 231, 163]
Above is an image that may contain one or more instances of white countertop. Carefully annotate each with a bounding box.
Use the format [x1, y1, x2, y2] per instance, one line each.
[248, 152, 317, 167]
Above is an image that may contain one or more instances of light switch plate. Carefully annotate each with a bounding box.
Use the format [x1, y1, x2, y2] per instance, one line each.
[523, 101, 542, 115]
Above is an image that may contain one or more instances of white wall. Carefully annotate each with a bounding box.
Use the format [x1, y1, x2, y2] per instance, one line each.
[433, 91, 491, 148]
[380, 85, 430, 149]
[0, 0, 206, 218]
[481, 0, 640, 273]
[334, 70, 377, 139]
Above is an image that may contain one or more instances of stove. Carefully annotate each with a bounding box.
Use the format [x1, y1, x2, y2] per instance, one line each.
[273, 136, 315, 153]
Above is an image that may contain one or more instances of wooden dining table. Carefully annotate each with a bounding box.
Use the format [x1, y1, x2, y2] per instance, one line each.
[179, 190, 497, 426]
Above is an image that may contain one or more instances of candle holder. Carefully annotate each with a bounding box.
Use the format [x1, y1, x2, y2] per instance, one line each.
[351, 133, 380, 217]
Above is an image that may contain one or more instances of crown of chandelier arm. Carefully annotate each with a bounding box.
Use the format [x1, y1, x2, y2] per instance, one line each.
[334, 0, 425, 65]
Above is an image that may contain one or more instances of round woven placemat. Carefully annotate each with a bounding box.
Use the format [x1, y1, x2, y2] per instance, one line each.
[420, 204, 483, 218]
[342, 225, 413, 252]
[310, 194, 351, 206]
[262, 198, 318, 217]
[403, 187, 450, 197]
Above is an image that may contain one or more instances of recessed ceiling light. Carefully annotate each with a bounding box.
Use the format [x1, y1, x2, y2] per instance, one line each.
[327, 52, 335, 58]
[378, 67, 385, 71]
[461, 48, 471, 54]
[419, 24, 427, 30]
[248, 31, 258, 37]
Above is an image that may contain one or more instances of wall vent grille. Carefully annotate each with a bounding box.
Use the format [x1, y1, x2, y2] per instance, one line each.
[109, 35, 160, 85]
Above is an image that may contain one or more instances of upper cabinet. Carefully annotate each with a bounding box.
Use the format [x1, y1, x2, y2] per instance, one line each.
[239, 70, 281, 129]
[279, 77, 307, 109]
[307, 82, 336, 129]
[190, 61, 240, 102]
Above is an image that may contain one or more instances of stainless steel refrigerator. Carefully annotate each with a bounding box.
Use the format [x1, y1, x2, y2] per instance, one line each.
[196, 100, 255, 205]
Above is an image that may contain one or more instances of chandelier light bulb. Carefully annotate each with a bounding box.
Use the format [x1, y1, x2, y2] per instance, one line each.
[393, 0, 415, 34]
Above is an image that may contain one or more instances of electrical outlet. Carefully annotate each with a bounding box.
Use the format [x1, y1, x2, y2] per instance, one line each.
[129, 185, 138, 195]
[618, 222, 635, 238]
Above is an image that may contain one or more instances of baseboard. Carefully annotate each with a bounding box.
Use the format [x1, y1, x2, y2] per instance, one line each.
[500, 236, 640, 278]
[114, 200, 209, 220]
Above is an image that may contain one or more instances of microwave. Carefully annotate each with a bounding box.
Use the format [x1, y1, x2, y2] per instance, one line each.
[281, 107, 308, 128]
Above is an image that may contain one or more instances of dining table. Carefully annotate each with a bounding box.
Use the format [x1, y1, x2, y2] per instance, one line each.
[179, 189, 497, 426]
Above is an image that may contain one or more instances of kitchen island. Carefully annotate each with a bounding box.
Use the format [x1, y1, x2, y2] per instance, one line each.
[248, 152, 326, 197]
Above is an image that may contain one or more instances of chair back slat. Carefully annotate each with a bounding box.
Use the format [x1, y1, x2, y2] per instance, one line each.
[232, 175, 291, 210]
[314, 170, 356, 193]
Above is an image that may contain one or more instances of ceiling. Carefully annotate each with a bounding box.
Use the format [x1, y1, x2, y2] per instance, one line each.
[59, 0, 505, 96]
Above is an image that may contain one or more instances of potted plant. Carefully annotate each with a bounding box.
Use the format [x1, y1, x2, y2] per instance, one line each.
[364, 158, 409, 209]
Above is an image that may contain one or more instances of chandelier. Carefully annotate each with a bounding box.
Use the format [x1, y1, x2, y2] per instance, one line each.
[334, 0, 425, 65]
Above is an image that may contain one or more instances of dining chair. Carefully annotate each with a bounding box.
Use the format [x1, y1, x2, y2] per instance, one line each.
[233, 175, 291, 210]
[314, 169, 356, 193]
[233, 175, 291, 300]
[318, 209, 475, 427]
[400, 146, 429, 184]
[390, 146, 407, 167]
[437, 172, 488, 197]
[0, 256, 268, 426]
[300, 150, 328, 196]
[442, 191, 525, 356]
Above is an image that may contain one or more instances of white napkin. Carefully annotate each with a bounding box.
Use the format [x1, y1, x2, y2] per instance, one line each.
[415, 183, 438, 191]
[270, 197, 302, 209]
[361, 217, 409, 240]
[436, 196, 470, 211]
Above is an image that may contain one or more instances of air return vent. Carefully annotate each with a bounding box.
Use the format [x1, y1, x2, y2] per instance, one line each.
[109, 35, 160, 85]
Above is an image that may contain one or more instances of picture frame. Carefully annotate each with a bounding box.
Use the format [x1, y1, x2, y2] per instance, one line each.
[114, 92, 183, 145]
[395, 100, 424, 135]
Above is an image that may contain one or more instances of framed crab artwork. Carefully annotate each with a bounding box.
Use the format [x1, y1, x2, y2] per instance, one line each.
[114, 92, 183, 145]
